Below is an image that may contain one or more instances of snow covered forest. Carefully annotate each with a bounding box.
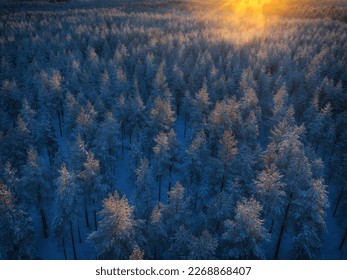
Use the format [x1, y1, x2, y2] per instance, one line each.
[0, 0, 346, 260]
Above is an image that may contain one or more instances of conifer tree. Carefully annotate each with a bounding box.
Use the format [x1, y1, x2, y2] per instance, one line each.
[0, 180, 36, 259]
[223, 198, 269, 259]
[88, 191, 137, 259]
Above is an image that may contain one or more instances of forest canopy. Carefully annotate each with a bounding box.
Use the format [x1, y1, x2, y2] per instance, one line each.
[0, 0, 346, 260]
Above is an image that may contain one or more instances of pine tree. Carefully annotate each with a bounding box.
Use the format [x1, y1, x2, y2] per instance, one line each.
[88, 191, 137, 259]
[189, 230, 218, 260]
[191, 82, 211, 129]
[218, 129, 237, 192]
[52, 163, 80, 259]
[254, 164, 286, 233]
[93, 111, 120, 186]
[164, 181, 190, 238]
[149, 203, 167, 260]
[167, 225, 192, 259]
[3, 162, 21, 202]
[150, 94, 175, 134]
[78, 151, 106, 230]
[129, 246, 145, 260]
[0, 180, 36, 259]
[291, 178, 329, 259]
[184, 129, 209, 209]
[152, 130, 178, 201]
[306, 99, 335, 153]
[265, 109, 328, 259]
[223, 198, 269, 259]
[22, 147, 50, 238]
[133, 158, 155, 223]
[208, 97, 241, 150]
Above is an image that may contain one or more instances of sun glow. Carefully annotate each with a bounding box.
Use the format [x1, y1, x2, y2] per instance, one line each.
[191, 0, 288, 44]
[217, 0, 288, 27]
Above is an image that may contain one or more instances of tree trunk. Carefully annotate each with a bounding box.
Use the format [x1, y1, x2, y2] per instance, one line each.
[184, 113, 187, 138]
[274, 193, 292, 259]
[121, 123, 125, 156]
[330, 140, 336, 157]
[69, 220, 77, 260]
[269, 219, 274, 234]
[215, 220, 220, 232]
[83, 185, 90, 228]
[62, 238, 67, 260]
[38, 186, 48, 238]
[158, 175, 162, 202]
[339, 227, 347, 251]
[333, 188, 344, 217]
[168, 164, 172, 193]
[221, 162, 227, 192]
[57, 110, 63, 137]
[154, 231, 157, 260]
[91, 196, 97, 231]
[85, 208, 90, 228]
[93, 209, 98, 231]
[77, 223, 82, 243]
[194, 190, 198, 210]
[48, 152, 52, 167]
[40, 208, 48, 238]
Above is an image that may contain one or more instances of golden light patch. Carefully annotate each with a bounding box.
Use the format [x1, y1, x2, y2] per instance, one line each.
[191, 0, 288, 44]
[219, 0, 287, 27]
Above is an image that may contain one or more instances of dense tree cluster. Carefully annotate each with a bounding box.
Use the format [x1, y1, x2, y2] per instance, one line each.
[0, 0, 346, 259]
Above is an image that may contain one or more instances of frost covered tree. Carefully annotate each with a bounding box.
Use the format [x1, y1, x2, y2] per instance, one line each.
[254, 164, 286, 233]
[291, 178, 329, 259]
[78, 150, 106, 230]
[129, 246, 145, 260]
[223, 198, 269, 259]
[167, 225, 192, 259]
[218, 129, 237, 192]
[133, 158, 155, 223]
[128, 82, 146, 143]
[2, 162, 22, 202]
[76, 101, 97, 145]
[152, 129, 178, 201]
[3, 115, 32, 167]
[93, 111, 120, 186]
[63, 92, 80, 133]
[149, 203, 167, 259]
[22, 147, 50, 238]
[163, 181, 190, 238]
[271, 85, 289, 126]
[264, 109, 329, 259]
[208, 97, 241, 153]
[41, 114, 58, 167]
[184, 129, 209, 209]
[0, 80, 21, 127]
[169, 64, 186, 114]
[150, 94, 175, 134]
[151, 61, 169, 101]
[52, 163, 80, 260]
[189, 230, 218, 260]
[207, 191, 236, 233]
[305, 97, 335, 153]
[0, 180, 36, 259]
[88, 191, 137, 259]
[191, 82, 211, 129]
